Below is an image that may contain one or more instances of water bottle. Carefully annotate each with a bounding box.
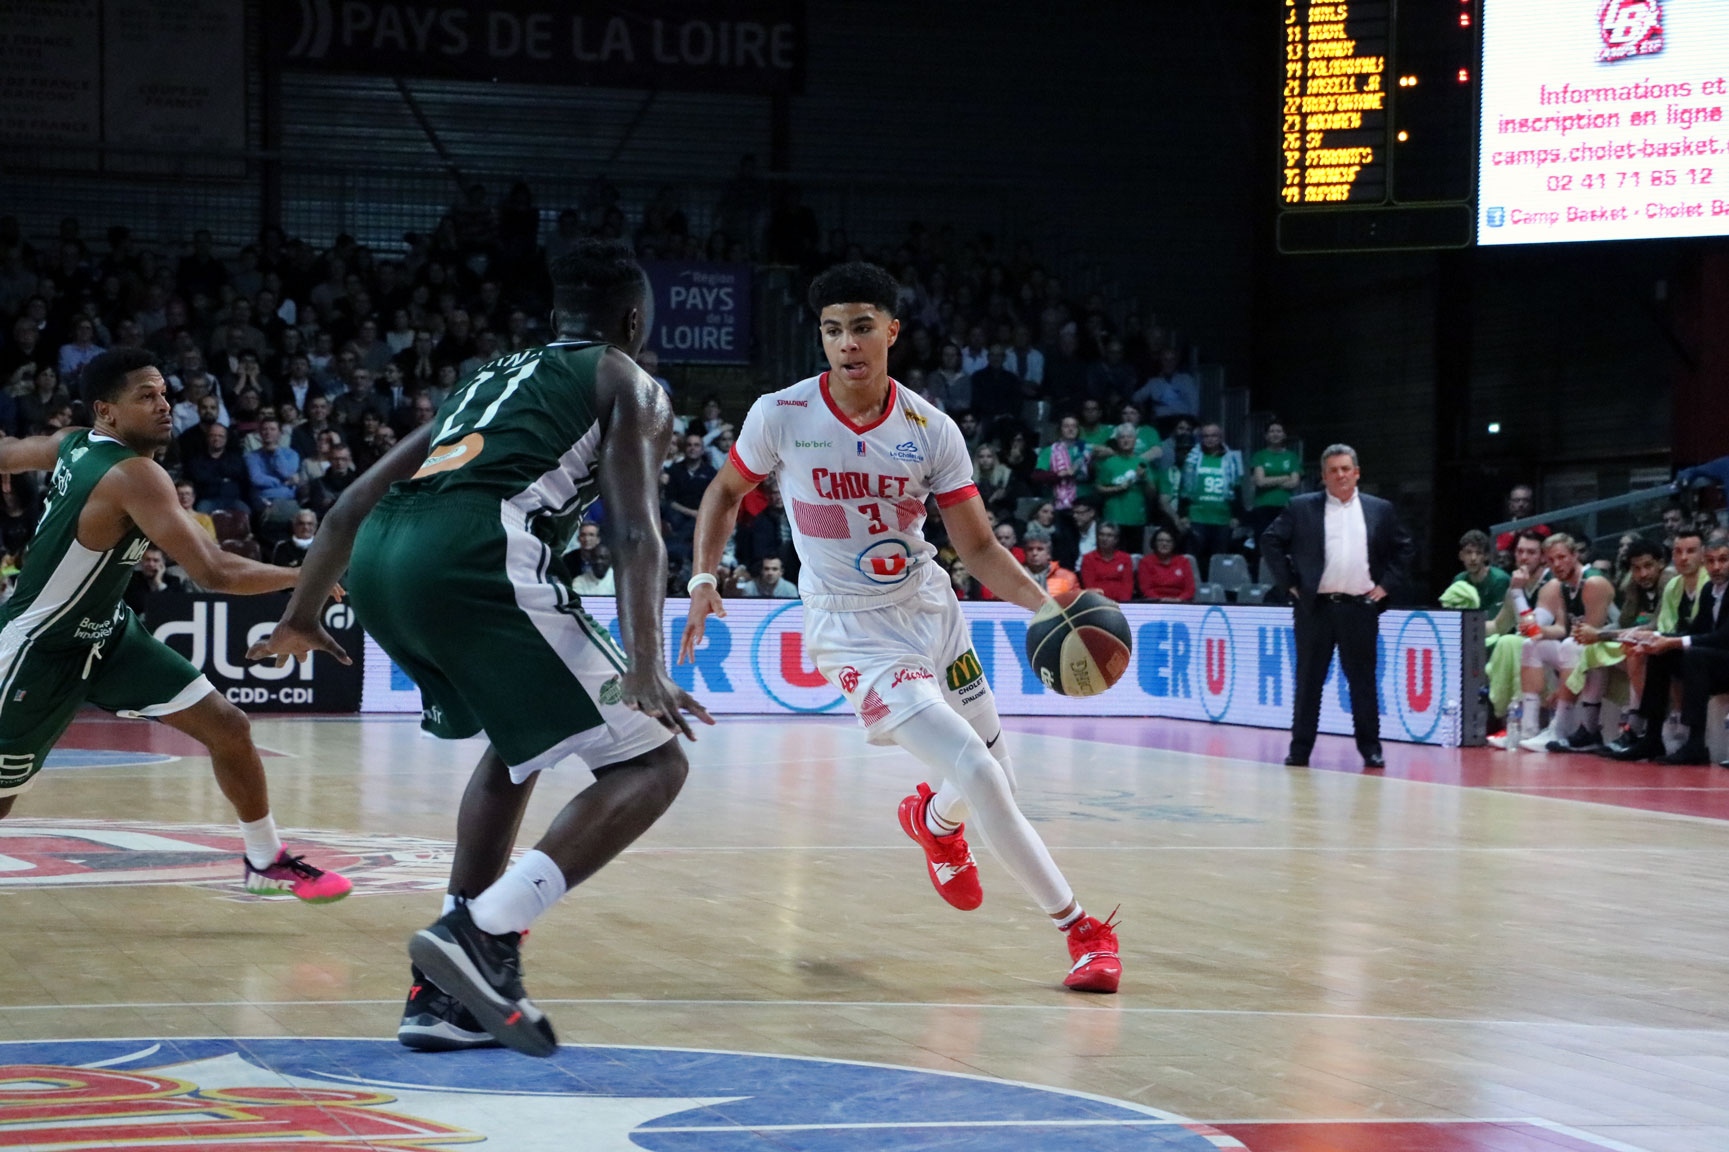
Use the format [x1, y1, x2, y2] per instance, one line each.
[1505, 698, 1523, 752]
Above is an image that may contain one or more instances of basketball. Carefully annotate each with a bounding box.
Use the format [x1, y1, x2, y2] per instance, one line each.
[1025, 590, 1134, 697]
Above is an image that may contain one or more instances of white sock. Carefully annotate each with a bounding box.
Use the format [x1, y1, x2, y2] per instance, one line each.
[929, 778, 968, 832]
[441, 894, 459, 916]
[1551, 700, 1573, 738]
[1521, 692, 1542, 736]
[468, 849, 566, 936]
[1056, 906, 1085, 931]
[890, 705, 1073, 914]
[239, 815, 282, 870]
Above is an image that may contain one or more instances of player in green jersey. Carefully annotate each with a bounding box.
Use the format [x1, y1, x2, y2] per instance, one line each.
[0, 347, 351, 903]
[250, 240, 710, 1057]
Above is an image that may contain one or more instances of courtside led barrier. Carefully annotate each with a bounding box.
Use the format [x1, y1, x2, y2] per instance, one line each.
[363, 600, 1486, 747]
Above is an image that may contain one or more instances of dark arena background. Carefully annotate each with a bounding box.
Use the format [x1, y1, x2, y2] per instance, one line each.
[1, 3, 1727, 1150]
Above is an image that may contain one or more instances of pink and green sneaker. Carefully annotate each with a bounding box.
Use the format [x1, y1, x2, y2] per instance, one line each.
[243, 850, 353, 903]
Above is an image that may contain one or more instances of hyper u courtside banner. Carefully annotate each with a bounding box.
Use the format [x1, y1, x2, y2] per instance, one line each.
[363, 601, 1478, 747]
[148, 591, 364, 713]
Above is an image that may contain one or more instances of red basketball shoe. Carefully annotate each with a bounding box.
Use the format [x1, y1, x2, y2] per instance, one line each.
[897, 782, 983, 911]
[1063, 908, 1122, 993]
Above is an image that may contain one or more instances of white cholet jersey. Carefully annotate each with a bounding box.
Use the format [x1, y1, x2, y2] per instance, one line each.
[730, 373, 979, 612]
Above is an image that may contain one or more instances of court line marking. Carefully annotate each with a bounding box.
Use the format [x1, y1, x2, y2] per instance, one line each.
[5, 999, 1728, 1035]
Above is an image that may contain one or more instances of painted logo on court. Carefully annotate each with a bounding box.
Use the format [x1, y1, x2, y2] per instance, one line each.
[0, 819, 452, 899]
[1197, 606, 1234, 722]
[0, 1038, 1215, 1151]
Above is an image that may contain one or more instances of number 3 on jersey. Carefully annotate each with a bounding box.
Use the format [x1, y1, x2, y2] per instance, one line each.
[858, 502, 888, 534]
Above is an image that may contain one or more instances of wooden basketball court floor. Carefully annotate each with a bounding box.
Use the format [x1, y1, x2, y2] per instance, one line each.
[3, 711, 1729, 1152]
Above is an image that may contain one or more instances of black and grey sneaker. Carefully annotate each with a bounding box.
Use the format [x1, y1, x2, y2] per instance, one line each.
[398, 964, 502, 1052]
[1547, 725, 1603, 753]
[407, 903, 557, 1058]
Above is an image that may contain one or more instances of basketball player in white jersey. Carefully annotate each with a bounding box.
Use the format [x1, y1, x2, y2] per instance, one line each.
[680, 263, 1120, 992]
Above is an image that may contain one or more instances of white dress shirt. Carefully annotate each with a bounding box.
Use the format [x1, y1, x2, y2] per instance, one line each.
[1318, 491, 1374, 595]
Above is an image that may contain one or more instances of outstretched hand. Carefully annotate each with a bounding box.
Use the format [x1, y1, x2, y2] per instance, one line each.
[678, 585, 727, 664]
[245, 615, 352, 668]
[620, 666, 715, 741]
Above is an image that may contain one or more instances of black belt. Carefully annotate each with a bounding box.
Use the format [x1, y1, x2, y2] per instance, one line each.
[1318, 592, 1372, 603]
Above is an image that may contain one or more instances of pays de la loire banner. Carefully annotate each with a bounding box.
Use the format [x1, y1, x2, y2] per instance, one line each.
[364, 601, 1474, 747]
[641, 261, 752, 365]
[147, 591, 364, 714]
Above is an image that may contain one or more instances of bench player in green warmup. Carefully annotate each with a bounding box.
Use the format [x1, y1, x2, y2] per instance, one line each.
[0, 347, 351, 903]
[250, 240, 711, 1057]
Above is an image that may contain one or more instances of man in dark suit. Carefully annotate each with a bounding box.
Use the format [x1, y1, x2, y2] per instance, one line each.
[1605, 530, 1729, 765]
[1261, 444, 1413, 770]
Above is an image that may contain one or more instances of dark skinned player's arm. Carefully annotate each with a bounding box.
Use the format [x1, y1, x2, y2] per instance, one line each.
[277, 422, 435, 633]
[595, 348, 677, 684]
[104, 458, 298, 595]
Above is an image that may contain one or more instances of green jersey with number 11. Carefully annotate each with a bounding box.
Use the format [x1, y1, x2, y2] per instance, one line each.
[397, 341, 607, 552]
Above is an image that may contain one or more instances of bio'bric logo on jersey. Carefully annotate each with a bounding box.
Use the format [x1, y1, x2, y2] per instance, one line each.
[794, 438, 832, 448]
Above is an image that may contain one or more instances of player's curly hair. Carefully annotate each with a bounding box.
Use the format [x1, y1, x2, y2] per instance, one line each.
[807, 261, 900, 318]
[550, 239, 647, 314]
[81, 347, 158, 409]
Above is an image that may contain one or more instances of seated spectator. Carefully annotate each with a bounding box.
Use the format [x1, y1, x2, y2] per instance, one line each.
[1003, 323, 1043, 386]
[279, 353, 322, 412]
[1133, 347, 1199, 423]
[184, 422, 251, 514]
[123, 545, 183, 625]
[393, 389, 438, 438]
[567, 520, 603, 577]
[305, 443, 358, 515]
[176, 480, 216, 540]
[334, 367, 389, 441]
[1453, 529, 1510, 611]
[1022, 537, 1078, 596]
[929, 342, 972, 414]
[1247, 420, 1301, 539]
[1180, 422, 1241, 574]
[293, 393, 337, 459]
[244, 417, 301, 521]
[662, 430, 716, 575]
[572, 544, 616, 596]
[17, 365, 69, 436]
[1033, 415, 1093, 510]
[270, 509, 321, 567]
[1659, 504, 1686, 552]
[1084, 338, 1136, 409]
[1094, 423, 1152, 552]
[973, 443, 1021, 519]
[1075, 398, 1112, 450]
[993, 520, 1026, 564]
[1138, 527, 1196, 602]
[56, 315, 104, 387]
[1513, 534, 1615, 751]
[1494, 484, 1549, 554]
[968, 344, 1025, 430]
[1080, 522, 1134, 602]
[737, 484, 794, 579]
[1023, 500, 1058, 544]
[1052, 500, 1098, 570]
[948, 555, 982, 600]
[705, 425, 737, 473]
[730, 555, 799, 598]
[0, 482, 39, 556]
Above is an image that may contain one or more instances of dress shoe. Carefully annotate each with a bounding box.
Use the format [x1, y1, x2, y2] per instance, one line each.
[1284, 754, 1309, 767]
[1603, 733, 1664, 761]
[1363, 753, 1385, 770]
[1656, 740, 1710, 766]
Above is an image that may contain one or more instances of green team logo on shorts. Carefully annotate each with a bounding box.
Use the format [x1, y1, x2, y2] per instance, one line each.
[599, 676, 623, 705]
[0, 753, 35, 785]
[945, 649, 984, 692]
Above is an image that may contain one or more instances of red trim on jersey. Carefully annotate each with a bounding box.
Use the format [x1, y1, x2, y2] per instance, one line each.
[934, 483, 980, 509]
[819, 372, 899, 435]
[728, 445, 767, 484]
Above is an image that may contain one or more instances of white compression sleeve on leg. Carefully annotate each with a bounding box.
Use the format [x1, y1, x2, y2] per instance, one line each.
[890, 705, 1073, 914]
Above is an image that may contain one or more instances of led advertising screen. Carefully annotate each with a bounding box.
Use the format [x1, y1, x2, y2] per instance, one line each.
[363, 600, 1472, 747]
[1479, 0, 1729, 244]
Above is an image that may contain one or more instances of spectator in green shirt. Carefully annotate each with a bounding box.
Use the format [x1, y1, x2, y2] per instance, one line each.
[1453, 529, 1511, 611]
[1095, 402, 1164, 468]
[1180, 422, 1242, 574]
[1034, 415, 1094, 510]
[1247, 420, 1301, 539]
[1095, 423, 1152, 551]
[1076, 398, 1113, 450]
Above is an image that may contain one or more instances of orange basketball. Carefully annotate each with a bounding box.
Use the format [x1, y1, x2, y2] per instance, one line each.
[1025, 589, 1134, 697]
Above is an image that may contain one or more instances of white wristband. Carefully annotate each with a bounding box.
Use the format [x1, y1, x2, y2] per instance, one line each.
[686, 572, 718, 594]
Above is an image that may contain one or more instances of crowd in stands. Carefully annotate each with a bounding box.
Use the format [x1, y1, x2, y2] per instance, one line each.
[0, 166, 1321, 610]
[1442, 483, 1729, 766]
